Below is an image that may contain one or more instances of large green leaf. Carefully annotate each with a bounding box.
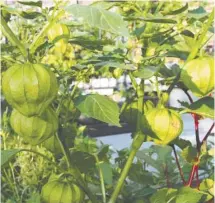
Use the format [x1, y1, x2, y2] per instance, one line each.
[187, 7, 208, 19]
[1, 149, 21, 168]
[175, 187, 208, 203]
[98, 162, 113, 185]
[26, 192, 41, 203]
[70, 151, 96, 173]
[150, 187, 209, 203]
[165, 3, 188, 15]
[64, 5, 129, 36]
[136, 150, 161, 172]
[126, 17, 177, 24]
[133, 66, 160, 79]
[74, 94, 121, 127]
[150, 188, 177, 203]
[94, 61, 135, 70]
[18, 1, 42, 7]
[171, 138, 192, 150]
[180, 97, 214, 119]
[199, 179, 214, 196]
[181, 146, 198, 164]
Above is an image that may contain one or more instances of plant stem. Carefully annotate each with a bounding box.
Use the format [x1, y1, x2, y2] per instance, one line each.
[108, 76, 146, 203]
[164, 164, 171, 188]
[95, 155, 106, 203]
[195, 165, 200, 188]
[9, 163, 20, 200]
[3, 169, 20, 201]
[171, 145, 186, 185]
[183, 90, 201, 152]
[108, 149, 137, 203]
[201, 123, 214, 145]
[56, 131, 97, 203]
[186, 164, 198, 187]
[128, 72, 138, 91]
[155, 76, 161, 100]
[1, 16, 27, 58]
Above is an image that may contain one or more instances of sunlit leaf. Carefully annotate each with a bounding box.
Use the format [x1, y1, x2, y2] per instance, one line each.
[65, 4, 129, 36]
[74, 94, 121, 127]
[1, 149, 21, 168]
[133, 66, 160, 79]
[180, 97, 214, 119]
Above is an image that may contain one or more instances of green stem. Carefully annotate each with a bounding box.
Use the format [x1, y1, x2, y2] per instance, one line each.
[108, 149, 137, 203]
[155, 76, 161, 100]
[29, 10, 65, 54]
[128, 72, 138, 91]
[95, 155, 106, 203]
[70, 82, 80, 99]
[136, 80, 144, 131]
[3, 169, 20, 201]
[167, 8, 214, 94]
[109, 77, 145, 203]
[9, 163, 20, 199]
[56, 133, 71, 168]
[56, 131, 98, 203]
[1, 16, 27, 58]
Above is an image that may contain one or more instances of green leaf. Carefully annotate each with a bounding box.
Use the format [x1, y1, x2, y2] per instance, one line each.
[165, 3, 188, 15]
[98, 162, 113, 185]
[175, 187, 208, 203]
[98, 145, 110, 160]
[199, 179, 214, 196]
[187, 6, 208, 19]
[64, 5, 129, 36]
[26, 192, 41, 203]
[171, 138, 192, 150]
[94, 61, 135, 70]
[70, 151, 96, 173]
[20, 11, 42, 19]
[69, 37, 113, 51]
[181, 146, 198, 164]
[150, 188, 177, 203]
[75, 136, 98, 154]
[180, 97, 214, 119]
[151, 145, 172, 162]
[1, 149, 21, 168]
[128, 163, 153, 185]
[133, 66, 160, 79]
[142, 17, 177, 24]
[74, 94, 121, 127]
[18, 1, 42, 7]
[136, 150, 161, 172]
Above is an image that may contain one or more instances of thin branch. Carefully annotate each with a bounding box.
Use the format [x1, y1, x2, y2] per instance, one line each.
[186, 164, 198, 187]
[183, 90, 201, 152]
[201, 123, 214, 146]
[171, 145, 186, 185]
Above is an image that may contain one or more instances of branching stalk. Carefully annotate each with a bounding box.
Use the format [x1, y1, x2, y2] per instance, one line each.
[108, 149, 137, 203]
[95, 155, 106, 203]
[171, 145, 186, 185]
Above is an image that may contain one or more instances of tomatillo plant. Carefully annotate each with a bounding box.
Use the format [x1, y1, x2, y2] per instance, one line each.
[1, 1, 214, 203]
